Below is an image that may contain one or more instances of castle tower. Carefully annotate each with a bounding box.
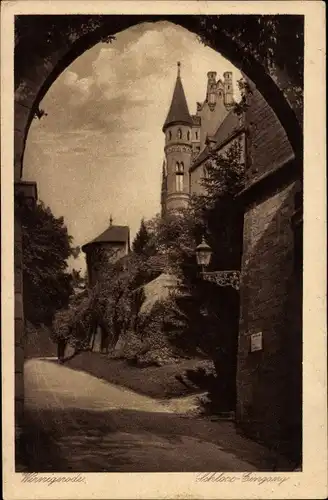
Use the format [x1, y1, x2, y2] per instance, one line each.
[206, 71, 217, 105]
[162, 62, 192, 213]
[196, 71, 231, 151]
[160, 159, 168, 217]
[223, 71, 234, 106]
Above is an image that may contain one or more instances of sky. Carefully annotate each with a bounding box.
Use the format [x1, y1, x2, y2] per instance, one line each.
[23, 21, 241, 273]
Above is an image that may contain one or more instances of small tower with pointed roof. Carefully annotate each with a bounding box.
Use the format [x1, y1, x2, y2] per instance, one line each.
[162, 62, 192, 213]
[82, 222, 130, 286]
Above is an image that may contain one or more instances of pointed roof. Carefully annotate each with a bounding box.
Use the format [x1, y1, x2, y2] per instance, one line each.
[82, 225, 130, 252]
[163, 62, 193, 132]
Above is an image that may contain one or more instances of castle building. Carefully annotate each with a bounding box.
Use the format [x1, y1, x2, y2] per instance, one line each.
[82, 217, 130, 287]
[161, 62, 193, 214]
[161, 63, 239, 215]
[81, 217, 130, 353]
[161, 64, 302, 462]
[81, 64, 302, 462]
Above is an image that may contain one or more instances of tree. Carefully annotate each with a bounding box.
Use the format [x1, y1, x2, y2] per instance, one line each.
[132, 218, 154, 256]
[196, 139, 245, 271]
[155, 141, 246, 410]
[52, 286, 99, 360]
[197, 15, 303, 112]
[142, 140, 245, 282]
[20, 200, 76, 326]
[71, 268, 85, 290]
[95, 253, 150, 349]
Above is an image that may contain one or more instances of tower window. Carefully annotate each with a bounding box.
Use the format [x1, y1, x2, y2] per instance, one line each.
[195, 131, 198, 140]
[187, 131, 190, 141]
[177, 129, 182, 139]
[168, 131, 172, 140]
[175, 162, 184, 192]
[209, 94, 215, 104]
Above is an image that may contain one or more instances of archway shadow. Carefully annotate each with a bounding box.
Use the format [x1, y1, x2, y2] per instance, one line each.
[18, 405, 295, 473]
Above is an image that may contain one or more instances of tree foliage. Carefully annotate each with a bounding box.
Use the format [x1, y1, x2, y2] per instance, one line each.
[49, 139, 245, 376]
[198, 15, 303, 87]
[149, 141, 245, 409]
[52, 287, 98, 354]
[71, 268, 85, 289]
[132, 218, 155, 257]
[52, 250, 148, 357]
[142, 140, 245, 280]
[20, 200, 76, 326]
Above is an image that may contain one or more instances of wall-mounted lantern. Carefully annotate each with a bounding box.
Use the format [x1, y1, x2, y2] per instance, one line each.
[195, 236, 240, 290]
[195, 236, 212, 274]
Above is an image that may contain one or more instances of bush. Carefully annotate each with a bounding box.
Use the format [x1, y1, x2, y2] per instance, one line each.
[52, 288, 97, 359]
[107, 296, 184, 367]
[134, 347, 181, 368]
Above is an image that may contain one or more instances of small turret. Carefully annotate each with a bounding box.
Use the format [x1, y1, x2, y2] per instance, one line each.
[163, 62, 193, 132]
[207, 71, 217, 89]
[223, 71, 234, 106]
[207, 71, 217, 105]
[162, 63, 192, 213]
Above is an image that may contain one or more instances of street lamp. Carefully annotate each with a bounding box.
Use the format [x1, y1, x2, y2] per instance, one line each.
[195, 236, 240, 290]
[195, 236, 212, 274]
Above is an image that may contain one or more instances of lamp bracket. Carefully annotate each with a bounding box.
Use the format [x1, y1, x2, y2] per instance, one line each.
[201, 271, 240, 290]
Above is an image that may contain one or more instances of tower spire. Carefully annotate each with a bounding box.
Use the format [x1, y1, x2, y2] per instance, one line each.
[109, 214, 113, 226]
[162, 62, 192, 132]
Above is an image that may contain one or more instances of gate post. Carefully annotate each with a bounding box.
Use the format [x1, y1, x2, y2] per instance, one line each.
[14, 181, 37, 448]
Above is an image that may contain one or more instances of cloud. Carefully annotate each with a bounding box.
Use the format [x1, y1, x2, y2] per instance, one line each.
[39, 22, 242, 140]
[62, 70, 93, 105]
[24, 21, 242, 273]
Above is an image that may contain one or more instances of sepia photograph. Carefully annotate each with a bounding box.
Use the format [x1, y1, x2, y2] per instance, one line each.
[1, 2, 327, 499]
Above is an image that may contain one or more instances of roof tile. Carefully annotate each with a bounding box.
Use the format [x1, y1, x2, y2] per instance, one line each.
[82, 225, 129, 251]
[163, 74, 193, 131]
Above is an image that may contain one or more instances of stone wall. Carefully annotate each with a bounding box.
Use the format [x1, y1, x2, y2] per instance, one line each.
[14, 182, 37, 446]
[86, 243, 127, 286]
[245, 85, 294, 186]
[138, 273, 179, 315]
[237, 183, 299, 448]
[14, 213, 25, 430]
[236, 83, 302, 462]
[197, 94, 230, 151]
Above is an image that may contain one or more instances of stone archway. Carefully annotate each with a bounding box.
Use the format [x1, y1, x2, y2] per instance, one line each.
[14, 14, 303, 463]
[15, 15, 302, 180]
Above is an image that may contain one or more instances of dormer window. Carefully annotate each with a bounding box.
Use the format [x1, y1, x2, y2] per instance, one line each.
[175, 162, 184, 192]
[209, 94, 216, 104]
[177, 129, 182, 140]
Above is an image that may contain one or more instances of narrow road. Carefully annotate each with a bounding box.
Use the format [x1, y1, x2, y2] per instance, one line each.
[20, 358, 290, 472]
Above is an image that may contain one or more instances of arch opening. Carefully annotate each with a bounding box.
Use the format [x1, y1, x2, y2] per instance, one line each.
[15, 15, 303, 180]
